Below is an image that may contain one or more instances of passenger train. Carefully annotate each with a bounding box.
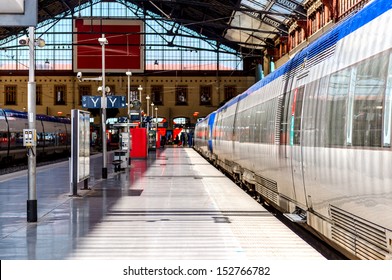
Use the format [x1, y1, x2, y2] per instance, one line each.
[194, 0, 392, 260]
[0, 109, 71, 165]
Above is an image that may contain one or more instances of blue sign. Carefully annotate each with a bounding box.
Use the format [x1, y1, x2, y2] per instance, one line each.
[107, 96, 126, 108]
[82, 96, 126, 109]
[82, 96, 101, 109]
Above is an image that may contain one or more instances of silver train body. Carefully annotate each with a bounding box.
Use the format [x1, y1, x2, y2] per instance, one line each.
[0, 109, 71, 164]
[194, 0, 392, 260]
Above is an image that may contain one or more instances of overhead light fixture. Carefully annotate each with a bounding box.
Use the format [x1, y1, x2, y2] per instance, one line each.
[98, 37, 108, 45]
[35, 38, 45, 48]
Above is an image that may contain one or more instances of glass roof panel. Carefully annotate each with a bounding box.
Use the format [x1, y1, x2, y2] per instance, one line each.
[230, 11, 264, 29]
[225, 0, 305, 49]
[272, 3, 295, 15]
[241, 0, 269, 10]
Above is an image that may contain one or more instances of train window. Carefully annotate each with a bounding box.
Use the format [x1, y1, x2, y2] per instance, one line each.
[352, 53, 388, 147]
[228, 115, 233, 141]
[292, 87, 304, 145]
[266, 99, 276, 144]
[254, 103, 262, 143]
[230, 115, 236, 141]
[315, 76, 329, 147]
[264, 99, 272, 144]
[280, 91, 291, 145]
[302, 80, 319, 147]
[239, 110, 245, 143]
[326, 69, 350, 146]
[0, 132, 7, 149]
[220, 117, 224, 141]
[15, 132, 23, 147]
[383, 53, 392, 147]
[249, 106, 256, 143]
[245, 108, 251, 143]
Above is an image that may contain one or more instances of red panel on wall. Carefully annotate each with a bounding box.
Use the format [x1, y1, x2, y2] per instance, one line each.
[73, 19, 144, 73]
[130, 128, 147, 159]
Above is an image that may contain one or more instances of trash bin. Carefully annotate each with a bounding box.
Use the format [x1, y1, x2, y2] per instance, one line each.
[113, 151, 127, 171]
[148, 130, 156, 150]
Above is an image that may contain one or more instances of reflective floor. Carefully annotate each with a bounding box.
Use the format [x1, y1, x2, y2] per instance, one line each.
[0, 148, 325, 260]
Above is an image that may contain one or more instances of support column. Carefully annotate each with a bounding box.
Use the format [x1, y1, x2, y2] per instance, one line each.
[27, 26, 37, 223]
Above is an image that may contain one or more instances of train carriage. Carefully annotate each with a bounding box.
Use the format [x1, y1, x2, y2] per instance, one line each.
[194, 0, 392, 259]
[0, 109, 71, 165]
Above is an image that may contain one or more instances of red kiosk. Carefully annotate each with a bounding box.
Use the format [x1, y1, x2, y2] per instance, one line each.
[130, 127, 147, 159]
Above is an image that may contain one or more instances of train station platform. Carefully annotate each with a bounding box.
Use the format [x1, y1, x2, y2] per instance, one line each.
[0, 147, 325, 260]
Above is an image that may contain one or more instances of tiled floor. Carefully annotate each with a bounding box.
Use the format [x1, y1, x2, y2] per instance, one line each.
[0, 148, 325, 260]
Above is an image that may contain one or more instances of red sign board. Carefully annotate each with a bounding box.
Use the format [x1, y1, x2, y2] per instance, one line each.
[73, 19, 144, 73]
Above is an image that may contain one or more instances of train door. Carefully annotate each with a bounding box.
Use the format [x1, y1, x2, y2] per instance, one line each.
[289, 86, 308, 208]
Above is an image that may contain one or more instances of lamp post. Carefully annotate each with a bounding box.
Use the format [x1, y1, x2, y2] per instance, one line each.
[155, 107, 158, 127]
[125, 71, 132, 167]
[24, 28, 46, 222]
[151, 102, 154, 128]
[99, 34, 108, 179]
[27, 27, 37, 222]
[138, 85, 143, 116]
[126, 72, 132, 121]
[146, 95, 150, 117]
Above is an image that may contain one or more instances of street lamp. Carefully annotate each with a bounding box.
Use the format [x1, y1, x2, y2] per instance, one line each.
[151, 102, 154, 128]
[155, 107, 158, 127]
[126, 71, 132, 121]
[22, 29, 47, 222]
[26, 27, 41, 222]
[125, 71, 132, 168]
[138, 85, 143, 114]
[99, 34, 108, 179]
[146, 95, 150, 116]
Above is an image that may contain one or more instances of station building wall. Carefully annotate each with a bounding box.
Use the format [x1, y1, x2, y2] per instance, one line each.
[0, 74, 255, 127]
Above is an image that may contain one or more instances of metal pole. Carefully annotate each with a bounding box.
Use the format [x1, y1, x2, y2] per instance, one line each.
[126, 72, 131, 167]
[146, 96, 150, 116]
[151, 103, 154, 127]
[71, 110, 78, 196]
[101, 34, 107, 179]
[138, 85, 142, 103]
[137, 85, 143, 124]
[155, 107, 158, 127]
[127, 73, 131, 124]
[27, 26, 37, 223]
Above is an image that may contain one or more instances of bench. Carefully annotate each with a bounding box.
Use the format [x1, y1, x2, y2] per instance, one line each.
[112, 160, 123, 172]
